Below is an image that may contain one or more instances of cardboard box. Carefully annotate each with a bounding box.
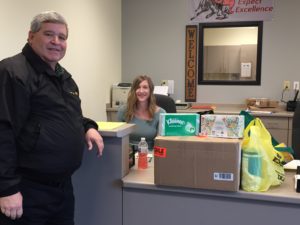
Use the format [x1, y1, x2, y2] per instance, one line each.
[154, 136, 241, 192]
[200, 115, 244, 138]
[159, 113, 199, 136]
[268, 100, 279, 108]
[245, 98, 279, 108]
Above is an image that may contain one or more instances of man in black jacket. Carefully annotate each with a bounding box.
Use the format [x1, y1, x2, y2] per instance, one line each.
[0, 11, 104, 224]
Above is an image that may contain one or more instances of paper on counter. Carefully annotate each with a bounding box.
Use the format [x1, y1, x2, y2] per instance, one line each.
[283, 160, 300, 170]
[96, 122, 125, 130]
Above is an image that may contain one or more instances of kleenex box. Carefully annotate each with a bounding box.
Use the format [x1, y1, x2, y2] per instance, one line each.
[159, 113, 200, 136]
[200, 115, 244, 138]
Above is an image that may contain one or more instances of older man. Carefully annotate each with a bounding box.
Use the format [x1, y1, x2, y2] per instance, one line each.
[0, 11, 104, 225]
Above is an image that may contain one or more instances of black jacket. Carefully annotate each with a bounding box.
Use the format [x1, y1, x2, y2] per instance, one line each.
[0, 44, 98, 197]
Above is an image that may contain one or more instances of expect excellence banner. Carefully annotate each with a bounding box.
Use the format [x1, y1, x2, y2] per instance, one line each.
[188, 0, 274, 23]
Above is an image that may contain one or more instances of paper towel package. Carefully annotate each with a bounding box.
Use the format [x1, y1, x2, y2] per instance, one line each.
[200, 115, 244, 138]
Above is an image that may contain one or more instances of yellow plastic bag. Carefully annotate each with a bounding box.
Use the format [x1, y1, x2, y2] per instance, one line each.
[241, 118, 285, 192]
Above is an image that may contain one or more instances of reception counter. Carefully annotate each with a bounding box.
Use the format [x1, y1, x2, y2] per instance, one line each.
[70, 119, 299, 225]
[122, 161, 300, 225]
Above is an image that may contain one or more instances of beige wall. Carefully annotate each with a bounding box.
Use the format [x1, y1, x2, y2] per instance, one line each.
[122, 0, 300, 104]
[0, 0, 121, 121]
[2, 0, 298, 111]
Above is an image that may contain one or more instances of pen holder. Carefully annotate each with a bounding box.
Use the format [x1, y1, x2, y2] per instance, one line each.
[296, 166, 300, 193]
[287, 101, 297, 112]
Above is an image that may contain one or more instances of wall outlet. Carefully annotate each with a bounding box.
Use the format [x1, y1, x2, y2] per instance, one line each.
[293, 81, 299, 90]
[283, 80, 290, 90]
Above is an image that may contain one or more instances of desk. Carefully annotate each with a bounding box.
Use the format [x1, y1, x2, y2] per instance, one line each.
[122, 162, 300, 225]
[72, 123, 135, 225]
[106, 103, 294, 146]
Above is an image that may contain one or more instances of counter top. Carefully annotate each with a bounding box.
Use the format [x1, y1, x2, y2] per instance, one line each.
[178, 103, 294, 117]
[122, 160, 300, 205]
[107, 103, 294, 118]
[98, 122, 135, 137]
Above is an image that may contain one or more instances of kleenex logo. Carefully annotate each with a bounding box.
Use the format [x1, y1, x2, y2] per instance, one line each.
[166, 118, 185, 126]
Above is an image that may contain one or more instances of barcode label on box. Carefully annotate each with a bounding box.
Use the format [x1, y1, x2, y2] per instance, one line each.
[213, 172, 234, 181]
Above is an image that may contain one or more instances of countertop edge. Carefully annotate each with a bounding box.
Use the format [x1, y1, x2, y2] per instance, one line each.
[122, 169, 300, 205]
[99, 123, 136, 137]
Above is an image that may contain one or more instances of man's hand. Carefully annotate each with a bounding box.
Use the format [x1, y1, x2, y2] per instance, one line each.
[85, 128, 104, 157]
[0, 192, 23, 220]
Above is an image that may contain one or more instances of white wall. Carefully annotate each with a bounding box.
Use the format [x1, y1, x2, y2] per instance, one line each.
[122, 0, 300, 104]
[0, 0, 121, 121]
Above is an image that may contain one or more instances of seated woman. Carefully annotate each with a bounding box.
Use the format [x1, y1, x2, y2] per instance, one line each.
[117, 75, 166, 150]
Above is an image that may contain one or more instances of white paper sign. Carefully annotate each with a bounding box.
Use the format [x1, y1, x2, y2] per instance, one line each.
[154, 86, 169, 96]
[241, 62, 251, 78]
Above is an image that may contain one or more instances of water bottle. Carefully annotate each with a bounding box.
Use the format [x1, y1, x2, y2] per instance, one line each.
[138, 137, 148, 169]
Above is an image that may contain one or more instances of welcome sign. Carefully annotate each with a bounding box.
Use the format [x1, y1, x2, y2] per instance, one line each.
[185, 25, 197, 102]
[188, 0, 274, 23]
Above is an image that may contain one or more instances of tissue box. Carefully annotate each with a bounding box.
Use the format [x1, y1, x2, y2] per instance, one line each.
[159, 113, 199, 136]
[200, 115, 244, 138]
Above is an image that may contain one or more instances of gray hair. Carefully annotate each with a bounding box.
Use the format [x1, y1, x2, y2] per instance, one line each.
[30, 11, 68, 37]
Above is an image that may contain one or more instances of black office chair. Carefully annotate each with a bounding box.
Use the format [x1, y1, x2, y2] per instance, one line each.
[292, 101, 300, 159]
[154, 94, 177, 113]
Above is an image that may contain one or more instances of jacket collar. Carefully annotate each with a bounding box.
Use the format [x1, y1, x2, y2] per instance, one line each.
[22, 43, 70, 79]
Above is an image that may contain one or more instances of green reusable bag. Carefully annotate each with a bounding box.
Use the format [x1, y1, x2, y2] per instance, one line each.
[240, 110, 294, 156]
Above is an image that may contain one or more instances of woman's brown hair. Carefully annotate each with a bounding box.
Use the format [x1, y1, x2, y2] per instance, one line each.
[125, 75, 156, 122]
